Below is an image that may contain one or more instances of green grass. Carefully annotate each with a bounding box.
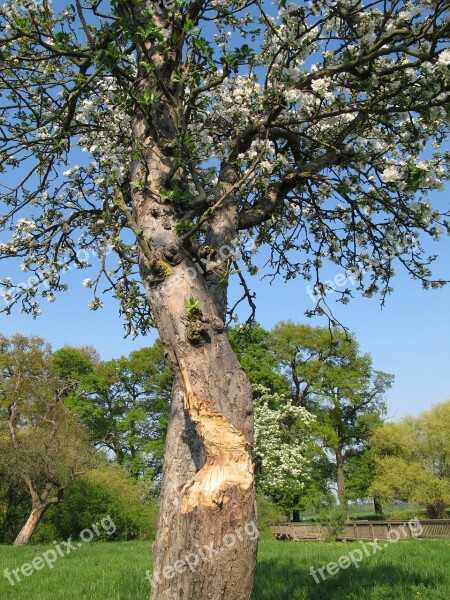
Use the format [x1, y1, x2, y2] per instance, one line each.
[254, 535, 450, 599]
[0, 536, 449, 599]
[0, 541, 149, 600]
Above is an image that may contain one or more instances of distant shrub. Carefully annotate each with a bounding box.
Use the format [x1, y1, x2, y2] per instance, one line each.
[386, 510, 422, 521]
[316, 507, 348, 540]
[34, 463, 158, 542]
[31, 522, 58, 543]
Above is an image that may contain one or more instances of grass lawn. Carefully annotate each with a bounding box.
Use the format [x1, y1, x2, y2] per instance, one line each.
[0, 536, 448, 599]
[254, 536, 450, 600]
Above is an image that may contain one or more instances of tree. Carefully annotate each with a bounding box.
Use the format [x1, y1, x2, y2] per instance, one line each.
[370, 400, 450, 518]
[1, 1, 450, 596]
[252, 384, 317, 518]
[0, 334, 96, 545]
[228, 324, 290, 395]
[230, 326, 331, 519]
[344, 447, 379, 510]
[48, 462, 159, 542]
[62, 342, 173, 483]
[269, 322, 393, 510]
[270, 321, 345, 406]
[0, 437, 31, 543]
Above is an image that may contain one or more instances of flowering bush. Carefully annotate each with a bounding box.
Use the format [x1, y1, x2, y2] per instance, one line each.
[253, 385, 316, 512]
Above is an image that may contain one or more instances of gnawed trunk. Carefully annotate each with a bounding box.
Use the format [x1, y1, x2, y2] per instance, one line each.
[129, 25, 258, 596]
[13, 503, 48, 546]
[143, 264, 257, 600]
[130, 131, 257, 598]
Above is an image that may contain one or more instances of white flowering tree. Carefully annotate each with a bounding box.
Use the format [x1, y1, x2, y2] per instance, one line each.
[1, 1, 450, 598]
[253, 385, 316, 516]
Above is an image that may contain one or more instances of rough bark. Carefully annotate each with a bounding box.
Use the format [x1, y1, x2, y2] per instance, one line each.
[140, 264, 257, 600]
[13, 503, 48, 546]
[335, 450, 347, 512]
[373, 497, 384, 518]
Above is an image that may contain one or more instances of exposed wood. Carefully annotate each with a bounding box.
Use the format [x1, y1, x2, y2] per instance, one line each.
[177, 357, 253, 514]
[13, 504, 48, 546]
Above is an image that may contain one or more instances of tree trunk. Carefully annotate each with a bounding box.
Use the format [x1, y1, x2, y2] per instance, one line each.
[13, 503, 48, 546]
[131, 144, 257, 600]
[373, 497, 384, 518]
[292, 510, 300, 522]
[335, 451, 347, 512]
[141, 269, 257, 600]
[129, 31, 258, 596]
[427, 501, 446, 519]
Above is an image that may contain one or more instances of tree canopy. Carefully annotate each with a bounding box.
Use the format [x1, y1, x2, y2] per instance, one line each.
[370, 400, 450, 518]
[253, 384, 317, 515]
[268, 321, 393, 508]
[1, 0, 449, 327]
[61, 341, 173, 482]
[0, 333, 96, 544]
[228, 323, 290, 395]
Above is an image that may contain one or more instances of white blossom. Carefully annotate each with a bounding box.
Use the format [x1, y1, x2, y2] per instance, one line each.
[437, 50, 450, 65]
[382, 166, 402, 182]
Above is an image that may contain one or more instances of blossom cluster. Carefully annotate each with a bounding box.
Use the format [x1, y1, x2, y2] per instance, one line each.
[0, 0, 449, 327]
[253, 385, 316, 502]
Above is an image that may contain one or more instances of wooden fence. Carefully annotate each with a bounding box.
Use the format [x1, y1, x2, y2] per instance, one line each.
[270, 519, 450, 542]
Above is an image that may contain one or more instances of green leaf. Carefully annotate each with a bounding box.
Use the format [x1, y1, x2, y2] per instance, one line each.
[183, 18, 195, 33]
[175, 219, 195, 236]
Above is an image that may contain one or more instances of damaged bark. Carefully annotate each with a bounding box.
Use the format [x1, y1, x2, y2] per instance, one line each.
[136, 237, 257, 599]
[130, 116, 257, 600]
[139, 257, 257, 600]
[14, 503, 49, 547]
[125, 147, 249, 594]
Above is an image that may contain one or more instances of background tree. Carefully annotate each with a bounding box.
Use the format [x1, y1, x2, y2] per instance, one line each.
[60, 342, 172, 483]
[269, 322, 339, 406]
[1, 1, 450, 597]
[0, 334, 96, 545]
[228, 324, 290, 395]
[41, 462, 159, 543]
[270, 322, 393, 511]
[230, 324, 332, 519]
[0, 437, 31, 543]
[344, 445, 387, 516]
[370, 400, 450, 518]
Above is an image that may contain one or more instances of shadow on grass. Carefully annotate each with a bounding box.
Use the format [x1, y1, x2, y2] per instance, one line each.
[252, 556, 444, 600]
